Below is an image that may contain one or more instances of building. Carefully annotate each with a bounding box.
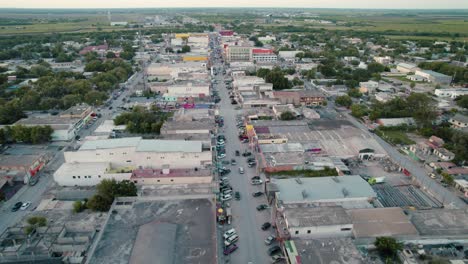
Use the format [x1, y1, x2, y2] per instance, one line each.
[63, 137, 212, 169]
[278, 51, 300, 62]
[277, 206, 353, 239]
[269, 90, 325, 106]
[226, 45, 252, 62]
[0, 154, 48, 184]
[79, 43, 108, 55]
[14, 104, 93, 141]
[131, 167, 212, 185]
[160, 119, 214, 136]
[166, 82, 210, 97]
[348, 207, 418, 238]
[435, 88, 468, 99]
[449, 114, 468, 130]
[110, 21, 128, 26]
[359, 80, 379, 94]
[396, 62, 418, 74]
[219, 30, 234, 36]
[415, 70, 453, 84]
[373, 56, 392, 65]
[268, 176, 377, 208]
[53, 162, 131, 186]
[252, 48, 277, 63]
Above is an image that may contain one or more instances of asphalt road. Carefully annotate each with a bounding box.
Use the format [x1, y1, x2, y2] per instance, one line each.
[210, 36, 273, 263]
[0, 71, 143, 234]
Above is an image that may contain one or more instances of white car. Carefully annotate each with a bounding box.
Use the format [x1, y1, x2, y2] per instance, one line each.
[223, 228, 237, 239]
[221, 194, 232, 202]
[20, 201, 31, 211]
[239, 167, 244, 174]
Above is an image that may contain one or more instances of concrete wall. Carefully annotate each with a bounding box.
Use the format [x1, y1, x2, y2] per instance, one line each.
[64, 148, 212, 169]
[54, 172, 132, 186]
[289, 224, 353, 239]
[133, 175, 212, 185]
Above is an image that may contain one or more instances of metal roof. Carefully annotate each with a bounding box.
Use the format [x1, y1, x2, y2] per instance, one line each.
[272, 175, 376, 203]
[80, 137, 142, 150]
[136, 140, 202, 153]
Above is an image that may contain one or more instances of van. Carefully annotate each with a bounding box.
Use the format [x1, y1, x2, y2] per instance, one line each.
[223, 228, 237, 239]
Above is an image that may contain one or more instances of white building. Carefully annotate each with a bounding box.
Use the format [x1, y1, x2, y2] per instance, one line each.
[166, 82, 210, 97]
[359, 80, 379, 94]
[110, 22, 128, 26]
[415, 70, 453, 84]
[373, 56, 392, 65]
[63, 137, 212, 169]
[434, 88, 468, 99]
[396, 62, 418, 74]
[53, 162, 132, 186]
[278, 51, 301, 62]
[252, 48, 277, 63]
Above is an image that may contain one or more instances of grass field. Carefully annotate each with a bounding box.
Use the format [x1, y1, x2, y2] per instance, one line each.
[376, 129, 416, 146]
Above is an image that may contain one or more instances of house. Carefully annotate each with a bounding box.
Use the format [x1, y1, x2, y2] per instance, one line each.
[449, 114, 468, 130]
[359, 81, 379, 94]
[435, 88, 468, 99]
[373, 56, 392, 65]
[377, 117, 415, 127]
[415, 70, 453, 84]
[396, 62, 418, 74]
[79, 43, 109, 55]
[278, 51, 301, 62]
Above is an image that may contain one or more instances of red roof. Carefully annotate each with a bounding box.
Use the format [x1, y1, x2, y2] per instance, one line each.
[252, 48, 274, 54]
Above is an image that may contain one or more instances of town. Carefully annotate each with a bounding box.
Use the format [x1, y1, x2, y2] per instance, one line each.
[0, 7, 467, 264]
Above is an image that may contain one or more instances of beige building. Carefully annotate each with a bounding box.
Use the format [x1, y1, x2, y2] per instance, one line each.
[226, 46, 252, 62]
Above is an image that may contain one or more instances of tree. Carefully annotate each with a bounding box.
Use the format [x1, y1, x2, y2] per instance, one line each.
[180, 45, 191, 53]
[256, 68, 271, 78]
[410, 82, 416, 89]
[87, 194, 111, 212]
[84, 91, 107, 106]
[0, 100, 26, 125]
[441, 172, 454, 186]
[351, 104, 368, 118]
[88, 179, 137, 212]
[24, 216, 47, 234]
[455, 95, 468, 109]
[335, 95, 352, 108]
[73, 200, 86, 213]
[374, 237, 403, 259]
[62, 94, 82, 109]
[406, 93, 436, 127]
[280, 111, 296, 120]
[106, 51, 116, 58]
[348, 88, 362, 98]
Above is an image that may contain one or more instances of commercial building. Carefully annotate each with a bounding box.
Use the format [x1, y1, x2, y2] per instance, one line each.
[277, 206, 353, 239]
[14, 103, 93, 141]
[0, 154, 48, 184]
[359, 80, 379, 94]
[415, 69, 453, 84]
[252, 48, 277, 63]
[268, 90, 325, 106]
[396, 62, 418, 74]
[131, 167, 212, 185]
[226, 45, 252, 62]
[63, 137, 212, 169]
[435, 88, 468, 99]
[348, 207, 418, 238]
[278, 51, 301, 62]
[373, 56, 392, 65]
[267, 176, 377, 209]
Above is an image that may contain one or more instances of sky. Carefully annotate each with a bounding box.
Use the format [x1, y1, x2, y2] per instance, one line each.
[1, 0, 468, 9]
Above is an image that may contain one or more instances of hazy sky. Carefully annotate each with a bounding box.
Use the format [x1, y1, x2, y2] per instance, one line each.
[2, 0, 468, 9]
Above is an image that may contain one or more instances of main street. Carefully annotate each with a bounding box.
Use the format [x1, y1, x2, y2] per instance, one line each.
[211, 35, 272, 264]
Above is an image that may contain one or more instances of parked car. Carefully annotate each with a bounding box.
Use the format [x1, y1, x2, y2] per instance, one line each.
[20, 201, 31, 211]
[238, 167, 244, 174]
[261, 222, 272, 230]
[252, 191, 264, 197]
[223, 244, 238, 255]
[268, 245, 282, 256]
[251, 176, 261, 180]
[224, 234, 239, 247]
[257, 204, 268, 211]
[223, 228, 237, 239]
[11, 202, 23, 212]
[242, 151, 252, 157]
[235, 192, 241, 200]
[265, 235, 276, 245]
[235, 150, 240, 156]
[221, 194, 233, 202]
[231, 159, 237, 165]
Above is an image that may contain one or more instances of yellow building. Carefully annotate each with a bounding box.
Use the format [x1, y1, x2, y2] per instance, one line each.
[175, 33, 190, 39]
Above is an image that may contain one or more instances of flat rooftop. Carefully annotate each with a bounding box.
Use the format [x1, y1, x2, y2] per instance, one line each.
[284, 206, 351, 227]
[289, 238, 364, 264]
[271, 176, 376, 204]
[348, 207, 418, 238]
[0, 154, 43, 167]
[409, 209, 468, 236]
[79, 137, 203, 153]
[88, 198, 216, 264]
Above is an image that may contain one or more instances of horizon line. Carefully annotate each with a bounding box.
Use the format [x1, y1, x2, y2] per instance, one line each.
[1, 7, 468, 10]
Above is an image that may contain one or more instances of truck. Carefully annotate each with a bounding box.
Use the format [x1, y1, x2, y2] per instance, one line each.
[368, 177, 386, 185]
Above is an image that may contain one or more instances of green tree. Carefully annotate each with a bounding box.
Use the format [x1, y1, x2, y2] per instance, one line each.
[351, 104, 368, 118]
[73, 200, 86, 213]
[348, 88, 362, 98]
[106, 51, 116, 58]
[374, 237, 403, 259]
[406, 93, 436, 127]
[280, 111, 296, 120]
[410, 82, 416, 89]
[62, 94, 83, 109]
[180, 45, 191, 53]
[88, 179, 137, 212]
[455, 95, 468, 109]
[0, 99, 26, 125]
[256, 68, 271, 78]
[335, 95, 352, 108]
[24, 216, 47, 234]
[84, 91, 107, 106]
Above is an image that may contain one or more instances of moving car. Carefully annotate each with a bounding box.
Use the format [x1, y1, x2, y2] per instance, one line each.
[231, 159, 237, 165]
[261, 222, 272, 230]
[242, 151, 252, 157]
[251, 179, 263, 185]
[238, 167, 244, 174]
[257, 204, 268, 211]
[235, 192, 241, 200]
[235, 150, 240, 156]
[252, 191, 264, 197]
[251, 176, 261, 180]
[20, 201, 31, 211]
[11, 202, 23, 212]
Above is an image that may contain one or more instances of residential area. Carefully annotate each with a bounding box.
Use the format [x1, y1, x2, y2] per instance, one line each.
[0, 7, 467, 264]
